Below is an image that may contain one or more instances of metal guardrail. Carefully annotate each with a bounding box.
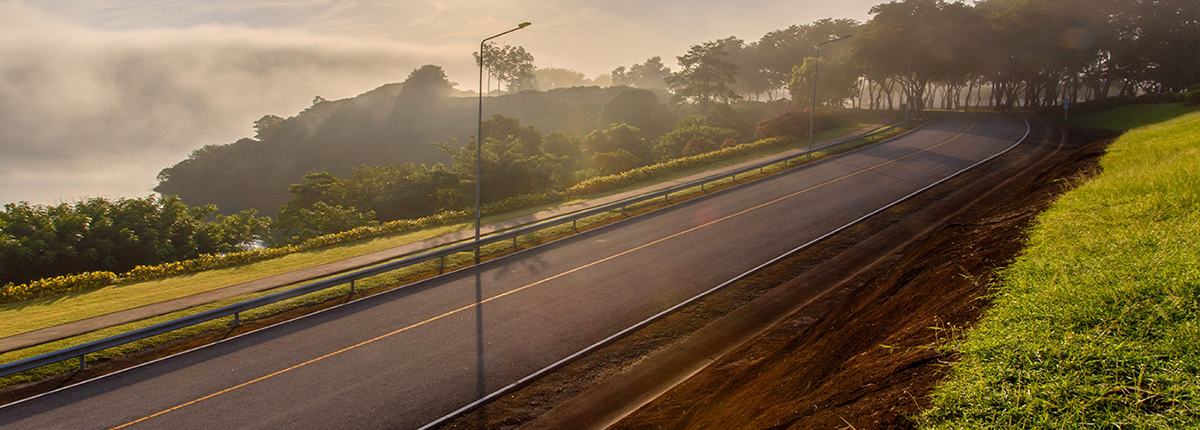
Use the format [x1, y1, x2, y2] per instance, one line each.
[0, 121, 906, 378]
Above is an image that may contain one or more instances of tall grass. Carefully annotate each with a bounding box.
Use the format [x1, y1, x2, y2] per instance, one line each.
[922, 109, 1200, 427]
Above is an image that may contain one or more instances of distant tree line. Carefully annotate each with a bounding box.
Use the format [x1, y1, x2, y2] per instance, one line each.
[611, 0, 1199, 112]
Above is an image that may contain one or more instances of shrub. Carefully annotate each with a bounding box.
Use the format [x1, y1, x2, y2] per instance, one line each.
[754, 110, 837, 140]
[719, 139, 739, 150]
[566, 136, 794, 197]
[591, 149, 642, 175]
[653, 125, 740, 161]
[1186, 90, 1200, 106]
[0, 272, 118, 304]
[681, 138, 717, 157]
[1135, 92, 1183, 104]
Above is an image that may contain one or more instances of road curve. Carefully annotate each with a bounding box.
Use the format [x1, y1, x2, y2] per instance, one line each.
[0, 113, 1029, 430]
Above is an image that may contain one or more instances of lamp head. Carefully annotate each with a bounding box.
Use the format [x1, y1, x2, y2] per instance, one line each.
[518, 22, 532, 29]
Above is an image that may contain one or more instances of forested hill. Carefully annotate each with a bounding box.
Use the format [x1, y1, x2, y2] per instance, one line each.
[155, 72, 641, 216]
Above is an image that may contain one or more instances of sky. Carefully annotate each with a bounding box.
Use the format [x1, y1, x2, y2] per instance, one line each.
[0, 0, 879, 206]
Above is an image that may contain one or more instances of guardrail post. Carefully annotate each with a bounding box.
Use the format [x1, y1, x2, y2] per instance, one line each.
[233, 312, 240, 327]
[572, 219, 577, 231]
[439, 256, 445, 274]
[512, 236, 517, 250]
[78, 355, 85, 371]
[350, 280, 355, 295]
[701, 183, 705, 192]
[621, 205, 626, 216]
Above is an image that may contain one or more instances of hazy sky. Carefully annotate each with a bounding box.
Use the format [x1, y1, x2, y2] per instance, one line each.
[0, 0, 879, 206]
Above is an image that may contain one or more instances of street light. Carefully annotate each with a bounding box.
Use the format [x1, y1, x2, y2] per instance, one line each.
[906, 38, 936, 125]
[476, 22, 531, 264]
[806, 34, 854, 156]
[808, 34, 852, 155]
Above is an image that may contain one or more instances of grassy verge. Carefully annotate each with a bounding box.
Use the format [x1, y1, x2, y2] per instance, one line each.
[921, 108, 1200, 427]
[0, 113, 890, 339]
[1055, 102, 1200, 131]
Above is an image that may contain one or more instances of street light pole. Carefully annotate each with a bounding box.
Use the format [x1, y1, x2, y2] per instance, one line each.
[808, 34, 852, 155]
[477, 22, 531, 264]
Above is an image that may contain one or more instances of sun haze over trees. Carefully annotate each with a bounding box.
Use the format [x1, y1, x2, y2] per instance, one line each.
[152, 0, 1200, 250]
[612, 57, 674, 90]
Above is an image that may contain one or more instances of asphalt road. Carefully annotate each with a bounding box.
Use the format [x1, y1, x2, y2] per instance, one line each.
[0, 113, 1030, 430]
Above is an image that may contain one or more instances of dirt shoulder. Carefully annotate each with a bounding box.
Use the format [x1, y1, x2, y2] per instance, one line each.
[430, 121, 1115, 430]
[607, 126, 1115, 430]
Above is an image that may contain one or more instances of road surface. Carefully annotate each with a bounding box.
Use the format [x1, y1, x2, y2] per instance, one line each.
[0, 113, 1030, 430]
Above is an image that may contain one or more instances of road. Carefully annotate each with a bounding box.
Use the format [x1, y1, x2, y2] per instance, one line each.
[0, 113, 1030, 430]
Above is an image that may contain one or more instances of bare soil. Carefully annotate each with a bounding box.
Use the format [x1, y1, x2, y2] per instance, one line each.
[432, 124, 1115, 430]
[609, 127, 1115, 430]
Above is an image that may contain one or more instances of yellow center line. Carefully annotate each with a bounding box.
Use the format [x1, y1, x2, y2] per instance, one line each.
[112, 117, 979, 429]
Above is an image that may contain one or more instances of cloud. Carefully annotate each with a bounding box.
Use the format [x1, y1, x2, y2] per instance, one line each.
[0, 1, 459, 204]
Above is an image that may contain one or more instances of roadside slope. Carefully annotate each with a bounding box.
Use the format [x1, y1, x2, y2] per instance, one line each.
[924, 109, 1200, 428]
[608, 123, 1111, 430]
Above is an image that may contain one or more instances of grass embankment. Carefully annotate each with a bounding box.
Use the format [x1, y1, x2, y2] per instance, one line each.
[922, 105, 1200, 428]
[1057, 103, 1200, 131]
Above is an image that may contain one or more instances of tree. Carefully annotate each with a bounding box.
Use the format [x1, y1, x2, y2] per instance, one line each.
[253, 115, 285, 141]
[542, 132, 583, 163]
[854, 0, 989, 111]
[474, 43, 536, 92]
[437, 116, 573, 203]
[681, 138, 717, 157]
[481, 114, 543, 156]
[583, 123, 653, 163]
[653, 121, 740, 160]
[755, 18, 862, 100]
[789, 56, 863, 108]
[399, 65, 456, 100]
[598, 88, 664, 135]
[535, 68, 592, 89]
[666, 41, 741, 106]
[612, 57, 674, 90]
[590, 149, 641, 175]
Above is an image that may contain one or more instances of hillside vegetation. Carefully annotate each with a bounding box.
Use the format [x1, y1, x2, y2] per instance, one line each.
[923, 106, 1200, 428]
[153, 82, 653, 215]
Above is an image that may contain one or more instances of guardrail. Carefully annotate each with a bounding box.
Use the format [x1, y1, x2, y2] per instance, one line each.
[0, 121, 907, 379]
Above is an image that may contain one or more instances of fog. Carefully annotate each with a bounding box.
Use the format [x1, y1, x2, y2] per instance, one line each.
[1, 0, 876, 206]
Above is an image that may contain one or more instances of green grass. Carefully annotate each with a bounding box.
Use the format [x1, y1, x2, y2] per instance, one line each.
[0, 112, 891, 341]
[1055, 102, 1200, 131]
[922, 107, 1200, 428]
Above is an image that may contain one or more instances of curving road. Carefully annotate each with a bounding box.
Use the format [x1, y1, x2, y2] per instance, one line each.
[0, 113, 1031, 430]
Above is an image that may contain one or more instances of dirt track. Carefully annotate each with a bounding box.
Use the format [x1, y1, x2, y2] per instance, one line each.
[431, 121, 1115, 430]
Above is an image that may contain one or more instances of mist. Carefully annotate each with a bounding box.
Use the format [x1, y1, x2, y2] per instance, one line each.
[0, 2, 457, 204]
[1, 0, 878, 206]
